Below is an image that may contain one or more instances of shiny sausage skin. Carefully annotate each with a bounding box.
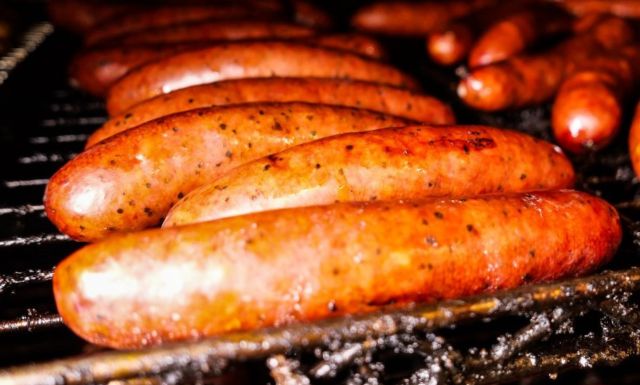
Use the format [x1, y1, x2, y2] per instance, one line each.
[111, 21, 316, 46]
[84, 5, 284, 46]
[468, 4, 573, 68]
[458, 16, 634, 111]
[72, 35, 386, 97]
[291, 0, 333, 29]
[54, 190, 622, 349]
[629, 102, 640, 177]
[351, 0, 494, 36]
[44, 102, 413, 242]
[164, 125, 575, 226]
[106, 41, 419, 115]
[70, 44, 201, 97]
[47, 0, 140, 33]
[89, 78, 454, 147]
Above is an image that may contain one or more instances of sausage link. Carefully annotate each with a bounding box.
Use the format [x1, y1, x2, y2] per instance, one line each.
[291, 0, 333, 29]
[106, 41, 419, 115]
[557, 0, 640, 18]
[164, 125, 575, 226]
[72, 35, 386, 97]
[47, 0, 141, 33]
[84, 5, 284, 46]
[89, 78, 453, 147]
[111, 21, 316, 46]
[629, 102, 640, 177]
[351, 0, 494, 36]
[44, 102, 413, 242]
[54, 190, 621, 349]
[468, 4, 573, 68]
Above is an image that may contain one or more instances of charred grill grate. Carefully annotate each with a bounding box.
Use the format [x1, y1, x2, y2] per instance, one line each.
[2, 21, 640, 385]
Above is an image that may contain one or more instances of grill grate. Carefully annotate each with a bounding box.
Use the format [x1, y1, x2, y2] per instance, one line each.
[1, 19, 640, 385]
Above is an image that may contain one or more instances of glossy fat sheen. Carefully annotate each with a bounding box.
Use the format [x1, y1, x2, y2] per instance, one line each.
[427, 23, 475, 66]
[106, 41, 419, 115]
[44, 102, 412, 242]
[552, 71, 623, 154]
[48, 0, 139, 33]
[84, 5, 284, 46]
[72, 35, 385, 98]
[164, 125, 576, 226]
[468, 5, 572, 67]
[90, 78, 454, 147]
[54, 190, 622, 349]
[70, 44, 200, 97]
[458, 17, 635, 111]
[351, 0, 493, 36]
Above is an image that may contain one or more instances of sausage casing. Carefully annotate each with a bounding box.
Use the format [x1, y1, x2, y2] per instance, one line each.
[89, 78, 454, 147]
[54, 190, 621, 349]
[164, 125, 576, 226]
[106, 41, 418, 115]
[44, 102, 413, 242]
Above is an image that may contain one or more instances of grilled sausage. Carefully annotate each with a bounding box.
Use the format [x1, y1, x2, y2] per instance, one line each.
[54, 190, 621, 349]
[47, 0, 140, 33]
[111, 21, 316, 46]
[629, 102, 640, 177]
[458, 17, 634, 111]
[557, 0, 640, 18]
[89, 78, 453, 147]
[106, 41, 419, 115]
[84, 5, 284, 46]
[44, 102, 413, 242]
[552, 45, 640, 153]
[468, 4, 573, 68]
[351, 0, 494, 36]
[70, 43, 201, 97]
[164, 125, 575, 226]
[72, 35, 386, 97]
[291, 0, 333, 29]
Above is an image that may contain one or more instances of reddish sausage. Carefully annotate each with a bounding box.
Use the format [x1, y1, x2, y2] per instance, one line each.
[557, 0, 640, 18]
[72, 35, 386, 97]
[84, 5, 284, 46]
[44, 102, 413, 242]
[468, 4, 573, 67]
[47, 0, 140, 33]
[164, 125, 575, 226]
[54, 190, 621, 349]
[629, 102, 640, 177]
[106, 41, 419, 115]
[351, 0, 495, 36]
[89, 78, 454, 147]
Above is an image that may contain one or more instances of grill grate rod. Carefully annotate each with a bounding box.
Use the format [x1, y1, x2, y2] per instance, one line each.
[1, 266, 639, 385]
[0, 267, 54, 294]
[0, 312, 63, 334]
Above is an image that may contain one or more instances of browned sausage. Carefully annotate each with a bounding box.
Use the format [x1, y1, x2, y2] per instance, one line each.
[458, 17, 634, 111]
[54, 190, 621, 349]
[109, 21, 316, 46]
[72, 34, 386, 97]
[47, 0, 141, 33]
[44, 102, 413, 242]
[552, 44, 640, 153]
[106, 41, 419, 115]
[84, 5, 284, 46]
[164, 125, 575, 226]
[69, 43, 201, 97]
[557, 0, 640, 18]
[468, 4, 573, 67]
[629, 102, 640, 177]
[89, 78, 453, 147]
[291, 0, 333, 29]
[351, 0, 495, 36]
[426, 2, 532, 66]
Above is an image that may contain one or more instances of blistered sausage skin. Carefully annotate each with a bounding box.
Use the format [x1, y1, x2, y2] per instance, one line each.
[106, 41, 419, 115]
[72, 34, 385, 97]
[351, 0, 494, 36]
[468, 4, 573, 67]
[164, 125, 575, 226]
[89, 78, 454, 147]
[54, 190, 621, 349]
[84, 5, 284, 46]
[44, 102, 413, 242]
